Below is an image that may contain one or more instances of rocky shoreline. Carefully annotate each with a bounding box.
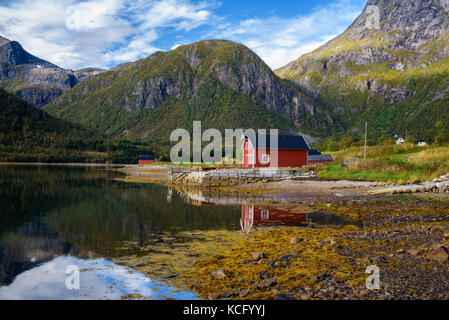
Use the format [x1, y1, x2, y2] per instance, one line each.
[118, 165, 382, 202]
[113, 165, 449, 300]
[371, 174, 449, 195]
[109, 190, 449, 300]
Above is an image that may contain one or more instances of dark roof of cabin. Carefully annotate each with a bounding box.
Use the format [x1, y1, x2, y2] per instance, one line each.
[308, 149, 322, 156]
[308, 154, 334, 162]
[245, 135, 310, 150]
[139, 155, 155, 160]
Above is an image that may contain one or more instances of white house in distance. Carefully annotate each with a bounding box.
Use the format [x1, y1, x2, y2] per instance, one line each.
[417, 140, 427, 147]
[396, 137, 405, 145]
[395, 135, 427, 146]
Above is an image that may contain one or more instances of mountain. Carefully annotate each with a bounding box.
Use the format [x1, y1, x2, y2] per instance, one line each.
[0, 36, 57, 67]
[0, 87, 92, 160]
[74, 68, 106, 83]
[0, 88, 154, 163]
[0, 36, 104, 108]
[0, 88, 160, 163]
[276, 0, 449, 139]
[44, 40, 334, 143]
[0, 87, 113, 160]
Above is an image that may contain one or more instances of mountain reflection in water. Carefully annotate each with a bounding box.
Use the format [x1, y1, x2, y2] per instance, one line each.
[0, 165, 240, 299]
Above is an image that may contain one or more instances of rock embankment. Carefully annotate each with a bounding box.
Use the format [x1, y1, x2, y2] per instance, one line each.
[372, 174, 449, 195]
[170, 168, 315, 187]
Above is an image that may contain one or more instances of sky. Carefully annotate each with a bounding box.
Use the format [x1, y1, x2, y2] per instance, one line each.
[0, 0, 367, 70]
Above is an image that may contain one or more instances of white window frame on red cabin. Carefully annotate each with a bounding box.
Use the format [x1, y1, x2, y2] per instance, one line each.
[261, 209, 269, 220]
[261, 154, 270, 164]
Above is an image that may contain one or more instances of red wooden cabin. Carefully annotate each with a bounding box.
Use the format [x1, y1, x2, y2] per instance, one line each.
[138, 155, 155, 165]
[241, 135, 310, 168]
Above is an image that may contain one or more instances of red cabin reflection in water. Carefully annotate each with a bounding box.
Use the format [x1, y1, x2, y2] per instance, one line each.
[241, 204, 307, 232]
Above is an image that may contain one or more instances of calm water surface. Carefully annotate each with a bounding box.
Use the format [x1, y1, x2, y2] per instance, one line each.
[0, 165, 242, 299]
[0, 165, 359, 300]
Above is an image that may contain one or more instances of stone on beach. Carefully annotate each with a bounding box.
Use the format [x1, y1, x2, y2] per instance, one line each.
[407, 248, 422, 256]
[290, 237, 304, 245]
[274, 293, 293, 300]
[251, 251, 266, 261]
[257, 278, 277, 289]
[425, 246, 449, 263]
[239, 288, 250, 297]
[210, 269, 226, 280]
[208, 292, 221, 300]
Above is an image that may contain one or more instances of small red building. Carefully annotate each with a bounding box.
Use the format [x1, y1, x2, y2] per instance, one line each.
[241, 135, 310, 168]
[138, 155, 155, 165]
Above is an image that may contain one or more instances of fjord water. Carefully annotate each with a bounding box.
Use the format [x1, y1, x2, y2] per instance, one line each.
[0, 165, 360, 299]
[0, 165, 241, 299]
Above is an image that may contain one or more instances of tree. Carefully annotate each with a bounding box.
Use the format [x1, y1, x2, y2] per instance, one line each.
[405, 135, 417, 145]
[339, 137, 353, 149]
[378, 134, 395, 146]
[326, 140, 340, 151]
[435, 121, 449, 145]
[424, 133, 434, 145]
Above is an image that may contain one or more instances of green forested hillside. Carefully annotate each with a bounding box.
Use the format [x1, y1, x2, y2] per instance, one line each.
[0, 88, 153, 162]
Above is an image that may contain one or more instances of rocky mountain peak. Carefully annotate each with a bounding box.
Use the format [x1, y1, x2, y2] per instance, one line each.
[0, 39, 57, 67]
[277, 0, 449, 83]
[345, 0, 449, 46]
[275, 0, 449, 139]
[0, 35, 106, 108]
[0, 36, 11, 46]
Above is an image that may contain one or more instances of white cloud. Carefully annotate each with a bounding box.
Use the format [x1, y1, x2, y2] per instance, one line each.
[0, 0, 216, 69]
[64, 0, 126, 31]
[103, 30, 160, 63]
[208, 0, 365, 69]
[0, 0, 365, 70]
[134, 0, 212, 31]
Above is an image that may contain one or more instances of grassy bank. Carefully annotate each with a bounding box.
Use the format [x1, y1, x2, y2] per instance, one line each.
[317, 144, 449, 184]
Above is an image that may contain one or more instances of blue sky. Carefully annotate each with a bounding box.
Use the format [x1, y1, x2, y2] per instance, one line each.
[0, 0, 367, 70]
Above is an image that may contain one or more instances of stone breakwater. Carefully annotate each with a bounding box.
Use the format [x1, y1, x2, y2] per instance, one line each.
[372, 174, 449, 195]
[169, 168, 314, 187]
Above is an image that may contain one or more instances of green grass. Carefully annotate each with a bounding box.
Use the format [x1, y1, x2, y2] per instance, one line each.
[317, 143, 449, 184]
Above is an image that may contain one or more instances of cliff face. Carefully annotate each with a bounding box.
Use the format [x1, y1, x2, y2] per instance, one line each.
[276, 0, 449, 138]
[0, 37, 104, 108]
[44, 40, 335, 141]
